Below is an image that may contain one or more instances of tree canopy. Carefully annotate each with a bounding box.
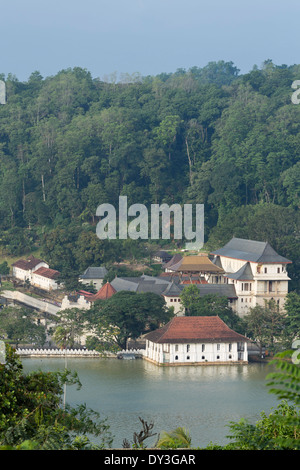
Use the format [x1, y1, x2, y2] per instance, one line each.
[89, 291, 174, 349]
[0, 61, 299, 288]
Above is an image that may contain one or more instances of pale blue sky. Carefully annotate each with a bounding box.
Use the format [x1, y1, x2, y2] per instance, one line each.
[1, 0, 300, 81]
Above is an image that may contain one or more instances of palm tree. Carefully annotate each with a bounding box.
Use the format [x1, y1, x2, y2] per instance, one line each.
[156, 427, 192, 449]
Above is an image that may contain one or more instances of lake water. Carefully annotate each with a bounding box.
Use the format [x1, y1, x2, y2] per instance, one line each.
[22, 357, 279, 448]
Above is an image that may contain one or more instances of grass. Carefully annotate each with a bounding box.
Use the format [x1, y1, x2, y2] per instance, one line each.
[0, 248, 43, 269]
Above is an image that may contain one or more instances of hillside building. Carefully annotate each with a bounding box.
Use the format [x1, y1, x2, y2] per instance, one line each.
[79, 266, 108, 290]
[211, 237, 292, 315]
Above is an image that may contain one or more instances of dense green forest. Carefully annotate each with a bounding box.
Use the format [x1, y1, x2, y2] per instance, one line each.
[0, 60, 299, 290]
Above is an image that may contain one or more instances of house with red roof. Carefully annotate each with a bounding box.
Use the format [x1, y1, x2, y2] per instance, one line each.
[31, 266, 60, 291]
[12, 255, 49, 282]
[144, 316, 249, 365]
[12, 255, 61, 291]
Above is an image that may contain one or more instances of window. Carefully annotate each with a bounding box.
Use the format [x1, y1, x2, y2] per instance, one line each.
[277, 267, 280, 274]
[229, 343, 232, 352]
[244, 283, 249, 291]
[175, 355, 178, 360]
[187, 356, 190, 360]
[187, 344, 190, 352]
[264, 267, 267, 274]
[202, 344, 205, 352]
[217, 344, 220, 350]
[201, 356, 205, 360]
[217, 355, 220, 359]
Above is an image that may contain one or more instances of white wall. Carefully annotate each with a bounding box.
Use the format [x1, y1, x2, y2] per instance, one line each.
[145, 340, 248, 364]
[31, 273, 58, 291]
[79, 278, 104, 291]
[219, 257, 290, 316]
[60, 295, 91, 311]
[12, 262, 49, 282]
[163, 296, 184, 315]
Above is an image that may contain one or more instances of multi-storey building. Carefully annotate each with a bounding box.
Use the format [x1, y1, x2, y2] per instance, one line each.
[210, 237, 292, 316]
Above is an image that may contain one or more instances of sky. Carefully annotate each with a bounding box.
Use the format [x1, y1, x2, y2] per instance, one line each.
[1, 0, 300, 82]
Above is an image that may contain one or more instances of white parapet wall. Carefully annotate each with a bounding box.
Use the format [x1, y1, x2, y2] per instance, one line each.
[16, 348, 103, 357]
[16, 348, 145, 358]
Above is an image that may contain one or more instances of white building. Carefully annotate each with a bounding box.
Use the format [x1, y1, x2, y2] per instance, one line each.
[11, 255, 60, 291]
[12, 255, 49, 282]
[144, 316, 249, 365]
[79, 266, 108, 291]
[210, 238, 292, 316]
[31, 267, 60, 291]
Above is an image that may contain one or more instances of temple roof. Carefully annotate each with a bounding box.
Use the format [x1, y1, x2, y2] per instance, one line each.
[211, 237, 292, 264]
[144, 316, 249, 344]
[174, 255, 224, 273]
[224, 262, 254, 281]
[89, 282, 116, 301]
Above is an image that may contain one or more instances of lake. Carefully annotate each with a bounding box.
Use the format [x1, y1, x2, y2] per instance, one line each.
[22, 357, 279, 448]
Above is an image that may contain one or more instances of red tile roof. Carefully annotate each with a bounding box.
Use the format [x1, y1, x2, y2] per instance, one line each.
[89, 282, 116, 301]
[33, 266, 60, 279]
[144, 316, 249, 344]
[12, 255, 46, 271]
[75, 290, 95, 300]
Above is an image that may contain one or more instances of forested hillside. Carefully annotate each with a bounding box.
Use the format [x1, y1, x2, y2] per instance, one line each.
[0, 60, 299, 289]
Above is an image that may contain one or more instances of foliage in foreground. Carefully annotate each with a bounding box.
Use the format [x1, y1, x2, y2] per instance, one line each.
[0, 347, 299, 450]
[0, 344, 113, 449]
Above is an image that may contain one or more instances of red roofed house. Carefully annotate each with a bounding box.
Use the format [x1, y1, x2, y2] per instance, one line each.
[144, 316, 249, 365]
[12, 255, 60, 291]
[12, 255, 49, 282]
[31, 266, 61, 291]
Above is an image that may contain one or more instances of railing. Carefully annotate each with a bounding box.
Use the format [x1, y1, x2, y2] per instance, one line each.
[16, 348, 102, 357]
[16, 347, 145, 357]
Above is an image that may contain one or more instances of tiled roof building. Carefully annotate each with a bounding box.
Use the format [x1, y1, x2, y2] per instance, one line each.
[144, 316, 249, 365]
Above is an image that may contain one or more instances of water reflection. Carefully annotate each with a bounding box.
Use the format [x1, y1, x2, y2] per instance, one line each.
[22, 358, 278, 448]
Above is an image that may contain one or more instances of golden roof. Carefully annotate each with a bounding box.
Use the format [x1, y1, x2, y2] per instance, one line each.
[175, 255, 224, 273]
